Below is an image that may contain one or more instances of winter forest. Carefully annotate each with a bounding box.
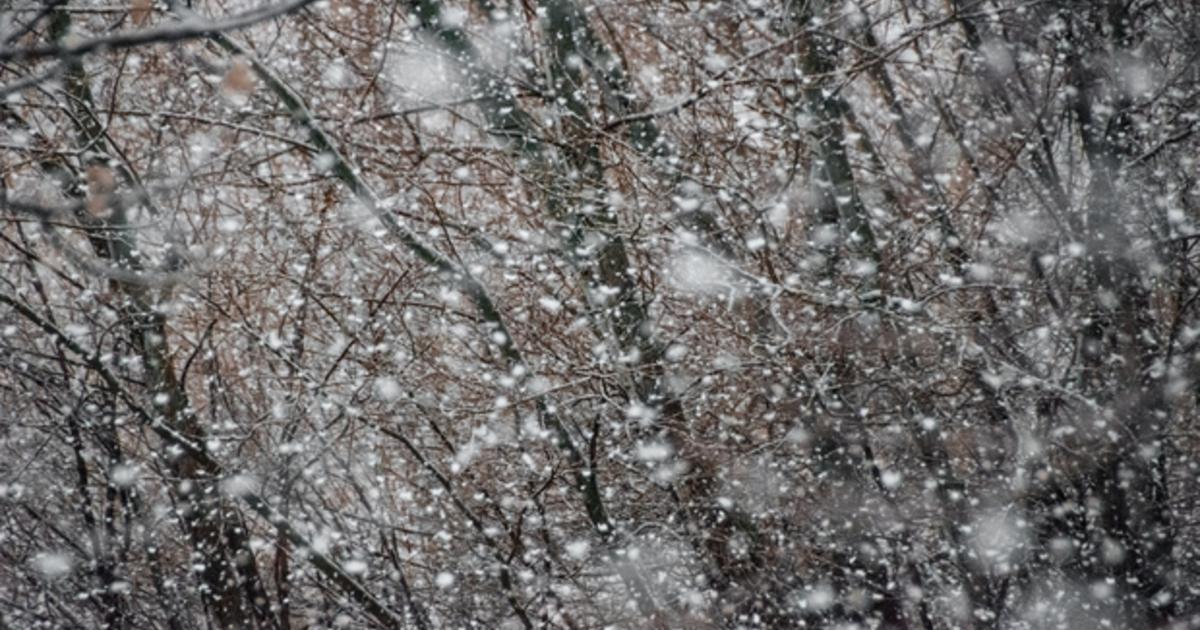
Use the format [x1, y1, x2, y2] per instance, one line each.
[2, 0, 1200, 628]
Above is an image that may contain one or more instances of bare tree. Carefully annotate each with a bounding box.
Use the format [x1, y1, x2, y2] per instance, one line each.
[4, 1, 1200, 628]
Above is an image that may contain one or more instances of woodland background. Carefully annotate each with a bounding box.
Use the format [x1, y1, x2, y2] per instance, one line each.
[3, 0, 1200, 628]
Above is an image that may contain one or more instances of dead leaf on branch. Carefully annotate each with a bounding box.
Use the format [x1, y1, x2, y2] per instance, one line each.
[131, 0, 153, 26]
[85, 165, 116, 218]
[221, 60, 256, 104]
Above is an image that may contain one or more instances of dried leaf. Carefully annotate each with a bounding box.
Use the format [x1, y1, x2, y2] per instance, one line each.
[220, 61, 255, 102]
[86, 165, 115, 196]
[86, 165, 115, 218]
[130, 0, 153, 26]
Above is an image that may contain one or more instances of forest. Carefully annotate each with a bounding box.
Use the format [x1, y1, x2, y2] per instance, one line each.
[2, 0, 1200, 628]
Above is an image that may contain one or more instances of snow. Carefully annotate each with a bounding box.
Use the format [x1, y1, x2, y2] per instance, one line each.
[565, 540, 590, 559]
[667, 248, 736, 296]
[634, 441, 671, 462]
[388, 45, 463, 106]
[110, 464, 139, 487]
[32, 552, 74, 580]
[219, 474, 258, 498]
[374, 376, 403, 401]
[969, 508, 1028, 575]
[2, 2, 1198, 628]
